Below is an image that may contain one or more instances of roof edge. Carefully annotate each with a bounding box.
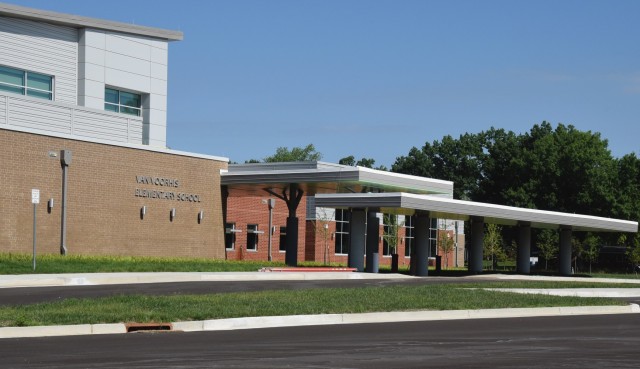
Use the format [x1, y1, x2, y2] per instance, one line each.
[0, 2, 183, 41]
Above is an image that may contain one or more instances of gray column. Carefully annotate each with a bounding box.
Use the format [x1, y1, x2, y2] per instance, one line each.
[414, 213, 430, 276]
[469, 217, 484, 274]
[348, 209, 366, 272]
[516, 222, 531, 274]
[559, 227, 572, 276]
[365, 210, 379, 273]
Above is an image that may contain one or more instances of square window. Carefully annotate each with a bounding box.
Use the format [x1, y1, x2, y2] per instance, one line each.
[104, 87, 141, 116]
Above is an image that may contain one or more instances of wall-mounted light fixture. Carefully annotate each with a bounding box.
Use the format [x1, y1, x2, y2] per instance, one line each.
[47, 198, 54, 213]
[198, 210, 204, 223]
[140, 206, 146, 219]
[170, 208, 176, 221]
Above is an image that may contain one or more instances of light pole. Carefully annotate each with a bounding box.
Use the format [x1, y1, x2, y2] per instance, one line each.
[323, 223, 329, 265]
[267, 198, 275, 262]
[454, 221, 459, 267]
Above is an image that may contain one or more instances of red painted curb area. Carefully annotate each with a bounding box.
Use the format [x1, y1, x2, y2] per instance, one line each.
[260, 267, 356, 273]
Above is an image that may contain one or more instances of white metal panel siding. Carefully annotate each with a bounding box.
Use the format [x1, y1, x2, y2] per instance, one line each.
[0, 95, 5, 124]
[0, 15, 78, 105]
[73, 109, 142, 143]
[1, 93, 143, 145]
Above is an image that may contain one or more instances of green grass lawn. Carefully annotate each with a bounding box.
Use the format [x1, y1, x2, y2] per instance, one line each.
[0, 284, 626, 327]
[0, 253, 285, 274]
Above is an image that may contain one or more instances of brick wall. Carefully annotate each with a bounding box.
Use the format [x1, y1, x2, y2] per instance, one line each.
[0, 129, 227, 258]
[225, 195, 307, 262]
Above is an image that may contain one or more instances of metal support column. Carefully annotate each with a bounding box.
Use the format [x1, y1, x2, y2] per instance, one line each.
[365, 210, 379, 273]
[469, 217, 484, 274]
[559, 226, 572, 276]
[348, 209, 366, 272]
[516, 222, 531, 274]
[414, 212, 430, 276]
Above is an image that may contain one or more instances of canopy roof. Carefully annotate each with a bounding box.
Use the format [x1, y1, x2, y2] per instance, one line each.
[221, 162, 453, 197]
[315, 192, 638, 233]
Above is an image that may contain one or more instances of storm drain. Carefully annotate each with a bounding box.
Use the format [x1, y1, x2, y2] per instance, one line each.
[126, 323, 173, 333]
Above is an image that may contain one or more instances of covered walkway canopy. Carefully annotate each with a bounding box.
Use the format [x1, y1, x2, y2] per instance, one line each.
[221, 162, 638, 275]
[221, 162, 453, 266]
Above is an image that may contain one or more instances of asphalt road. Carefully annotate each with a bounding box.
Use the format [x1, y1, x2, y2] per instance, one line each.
[0, 277, 500, 306]
[1, 314, 639, 368]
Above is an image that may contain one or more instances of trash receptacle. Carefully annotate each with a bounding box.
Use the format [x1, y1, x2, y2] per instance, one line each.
[435, 255, 442, 274]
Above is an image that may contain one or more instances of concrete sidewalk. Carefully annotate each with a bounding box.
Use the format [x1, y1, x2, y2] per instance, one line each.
[0, 271, 414, 289]
[2, 271, 639, 289]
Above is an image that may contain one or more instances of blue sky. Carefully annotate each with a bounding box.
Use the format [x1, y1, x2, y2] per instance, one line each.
[8, 0, 640, 166]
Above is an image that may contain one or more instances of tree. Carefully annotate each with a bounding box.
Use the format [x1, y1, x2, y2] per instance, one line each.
[437, 221, 455, 269]
[309, 207, 334, 265]
[339, 155, 387, 170]
[264, 144, 322, 162]
[382, 213, 402, 272]
[537, 229, 559, 270]
[382, 213, 400, 254]
[581, 234, 600, 274]
[483, 224, 504, 270]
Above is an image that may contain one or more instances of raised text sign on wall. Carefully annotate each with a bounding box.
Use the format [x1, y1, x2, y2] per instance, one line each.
[134, 176, 201, 202]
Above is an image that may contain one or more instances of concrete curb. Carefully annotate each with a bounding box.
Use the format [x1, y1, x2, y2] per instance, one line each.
[485, 288, 640, 298]
[483, 274, 640, 284]
[2, 304, 638, 340]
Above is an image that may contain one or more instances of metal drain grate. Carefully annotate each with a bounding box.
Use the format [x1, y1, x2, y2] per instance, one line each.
[126, 323, 173, 333]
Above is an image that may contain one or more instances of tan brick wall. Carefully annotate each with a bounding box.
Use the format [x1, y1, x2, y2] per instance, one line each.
[0, 129, 227, 258]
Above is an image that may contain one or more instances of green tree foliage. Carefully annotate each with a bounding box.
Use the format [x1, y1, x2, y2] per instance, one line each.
[483, 224, 505, 270]
[392, 122, 639, 269]
[392, 122, 619, 214]
[537, 229, 559, 270]
[382, 214, 400, 255]
[263, 144, 322, 163]
[437, 228, 455, 268]
[581, 234, 600, 274]
[339, 155, 387, 170]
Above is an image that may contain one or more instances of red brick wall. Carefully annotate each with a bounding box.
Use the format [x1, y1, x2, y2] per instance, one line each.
[225, 195, 307, 262]
[0, 129, 227, 258]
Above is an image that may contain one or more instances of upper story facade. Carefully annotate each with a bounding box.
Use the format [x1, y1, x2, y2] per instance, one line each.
[0, 2, 182, 147]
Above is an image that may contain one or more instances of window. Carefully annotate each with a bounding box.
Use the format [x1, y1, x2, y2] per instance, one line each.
[247, 224, 259, 251]
[404, 216, 414, 257]
[225, 223, 236, 250]
[105, 88, 141, 116]
[429, 218, 438, 257]
[279, 226, 287, 252]
[334, 209, 350, 255]
[0, 65, 53, 100]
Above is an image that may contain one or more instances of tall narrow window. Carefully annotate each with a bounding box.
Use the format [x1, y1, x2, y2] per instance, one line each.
[429, 218, 438, 257]
[279, 226, 287, 252]
[105, 88, 141, 116]
[404, 216, 414, 257]
[334, 209, 350, 255]
[247, 224, 259, 251]
[225, 223, 236, 250]
[0, 65, 53, 100]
